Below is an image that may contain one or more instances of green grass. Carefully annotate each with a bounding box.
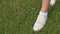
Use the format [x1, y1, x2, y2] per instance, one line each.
[0, 0, 60, 34]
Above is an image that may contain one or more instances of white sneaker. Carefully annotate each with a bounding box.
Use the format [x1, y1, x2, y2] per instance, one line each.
[33, 15, 47, 31]
[50, 0, 56, 6]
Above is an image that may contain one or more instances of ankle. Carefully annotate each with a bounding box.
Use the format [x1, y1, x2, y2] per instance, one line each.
[39, 11, 48, 17]
[40, 9, 48, 13]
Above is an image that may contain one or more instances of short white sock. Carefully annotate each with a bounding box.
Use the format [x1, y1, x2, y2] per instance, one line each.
[39, 11, 48, 17]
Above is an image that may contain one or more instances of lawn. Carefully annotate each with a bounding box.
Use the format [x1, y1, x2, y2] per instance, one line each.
[0, 0, 60, 34]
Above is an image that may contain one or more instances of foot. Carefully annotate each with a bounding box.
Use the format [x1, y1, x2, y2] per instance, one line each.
[33, 14, 47, 31]
[50, 0, 56, 6]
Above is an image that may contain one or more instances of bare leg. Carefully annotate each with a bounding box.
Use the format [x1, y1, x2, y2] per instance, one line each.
[41, 0, 50, 12]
